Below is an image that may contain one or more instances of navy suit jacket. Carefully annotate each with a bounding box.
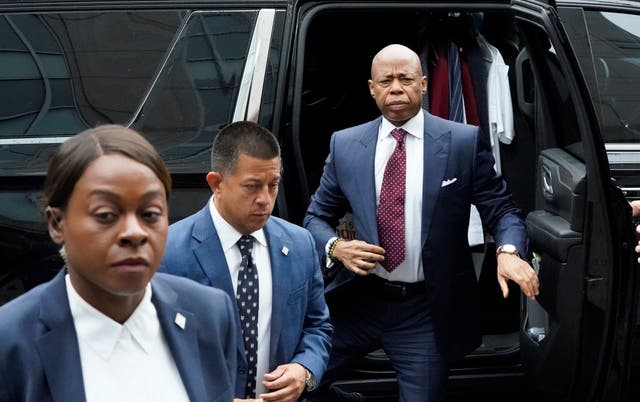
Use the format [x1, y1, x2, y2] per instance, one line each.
[304, 110, 526, 360]
[159, 206, 332, 397]
[0, 270, 238, 402]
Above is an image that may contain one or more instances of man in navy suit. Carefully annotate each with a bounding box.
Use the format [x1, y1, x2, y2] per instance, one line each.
[0, 271, 238, 402]
[160, 121, 332, 402]
[304, 44, 539, 401]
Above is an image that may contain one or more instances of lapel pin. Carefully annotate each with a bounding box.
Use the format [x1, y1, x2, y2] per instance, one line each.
[281, 246, 289, 256]
[175, 312, 186, 330]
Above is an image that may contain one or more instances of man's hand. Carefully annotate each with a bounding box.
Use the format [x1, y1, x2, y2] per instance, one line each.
[629, 201, 640, 263]
[636, 225, 640, 263]
[332, 239, 385, 275]
[630, 200, 640, 217]
[496, 253, 539, 300]
[258, 363, 306, 402]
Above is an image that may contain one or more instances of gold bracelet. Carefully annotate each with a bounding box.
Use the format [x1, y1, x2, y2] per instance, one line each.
[328, 238, 343, 261]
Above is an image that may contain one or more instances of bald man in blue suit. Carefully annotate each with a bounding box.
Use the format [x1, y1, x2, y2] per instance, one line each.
[304, 44, 539, 402]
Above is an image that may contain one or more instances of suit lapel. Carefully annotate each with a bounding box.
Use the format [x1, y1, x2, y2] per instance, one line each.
[351, 113, 451, 247]
[152, 280, 206, 402]
[263, 219, 291, 366]
[191, 206, 235, 298]
[421, 111, 451, 247]
[352, 118, 381, 244]
[35, 270, 86, 402]
[190, 206, 244, 360]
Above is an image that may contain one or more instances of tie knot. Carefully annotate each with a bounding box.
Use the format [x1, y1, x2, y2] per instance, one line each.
[391, 128, 406, 143]
[238, 235, 255, 258]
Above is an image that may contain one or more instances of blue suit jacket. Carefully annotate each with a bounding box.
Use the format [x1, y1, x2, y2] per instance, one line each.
[159, 206, 332, 397]
[0, 270, 238, 402]
[304, 110, 526, 360]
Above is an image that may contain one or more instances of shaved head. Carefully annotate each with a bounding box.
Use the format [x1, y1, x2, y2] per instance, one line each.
[368, 44, 427, 126]
[371, 44, 423, 78]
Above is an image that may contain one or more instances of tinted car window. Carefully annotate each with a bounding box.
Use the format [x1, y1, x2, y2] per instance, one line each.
[574, 10, 640, 143]
[0, 8, 284, 305]
[135, 11, 257, 173]
[0, 11, 183, 175]
[0, 10, 276, 176]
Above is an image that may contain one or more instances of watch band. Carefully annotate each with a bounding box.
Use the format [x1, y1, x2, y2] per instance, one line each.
[304, 368, 316, 392]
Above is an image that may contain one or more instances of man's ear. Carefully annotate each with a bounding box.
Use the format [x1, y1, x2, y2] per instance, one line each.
[46, 206, 64, 245]
[368, 79, 375, 97]
[205, 172, 224, 196]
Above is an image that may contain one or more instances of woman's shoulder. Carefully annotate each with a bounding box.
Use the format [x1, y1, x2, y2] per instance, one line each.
[152, 273, 231, 303]
[0, 281, 52, 347]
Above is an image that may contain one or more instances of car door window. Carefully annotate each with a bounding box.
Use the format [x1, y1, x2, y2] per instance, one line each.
[0, 11, 183, 175]
[0, 7, 284, 305]
[587, 11, 640, 143]
[0, 9, 284, 176]
[560, 9, 640, 144]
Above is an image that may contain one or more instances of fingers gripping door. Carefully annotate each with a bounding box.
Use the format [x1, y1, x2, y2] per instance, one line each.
[523, 148, 586, 398]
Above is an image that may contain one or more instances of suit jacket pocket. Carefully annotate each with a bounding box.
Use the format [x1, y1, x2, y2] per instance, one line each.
[211, 387, 234, 402]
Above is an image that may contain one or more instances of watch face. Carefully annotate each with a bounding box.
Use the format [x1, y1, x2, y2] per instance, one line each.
[502, 244, 517, 253]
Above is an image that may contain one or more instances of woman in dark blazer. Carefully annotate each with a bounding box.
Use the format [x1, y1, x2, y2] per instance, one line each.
[0, 125, 238, 402]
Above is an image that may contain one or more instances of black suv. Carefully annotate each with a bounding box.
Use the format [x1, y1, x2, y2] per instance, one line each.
[0, 1, 638, 401]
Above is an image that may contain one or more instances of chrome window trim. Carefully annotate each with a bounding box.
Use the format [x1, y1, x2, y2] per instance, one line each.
[0, 137, 67, 145]
[606, 144, 640, 164]
[233, 8, 275, 122]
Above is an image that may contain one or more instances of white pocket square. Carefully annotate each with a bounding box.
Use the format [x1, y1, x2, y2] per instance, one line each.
[441, 178, 458, 187]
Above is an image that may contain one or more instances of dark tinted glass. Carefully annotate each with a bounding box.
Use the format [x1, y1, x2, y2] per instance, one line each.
[135, 11, 257, 174]
[0, 9, 274, 176]
[0, 8, 285, 306]
[583, 10, 640, 143]
[0, 11, 183, 175]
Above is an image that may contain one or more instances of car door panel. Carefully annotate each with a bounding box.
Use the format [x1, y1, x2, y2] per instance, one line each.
[522, 148, 586, 397]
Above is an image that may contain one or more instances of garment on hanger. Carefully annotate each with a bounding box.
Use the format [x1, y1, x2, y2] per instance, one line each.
[428, 39, 484, 247]
[486, 41, 515, 175]
[460, 55, 480, 126]
[422, 15, 515, 247]
[429, 45, 449, 119]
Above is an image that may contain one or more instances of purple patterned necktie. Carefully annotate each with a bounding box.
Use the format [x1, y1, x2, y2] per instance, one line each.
[377, 128, 406, 272]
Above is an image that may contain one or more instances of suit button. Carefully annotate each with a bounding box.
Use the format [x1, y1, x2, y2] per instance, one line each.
[239, 368, 246, 374]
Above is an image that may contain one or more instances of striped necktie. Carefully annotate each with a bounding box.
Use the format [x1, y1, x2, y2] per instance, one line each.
[448, 41, 464, 123]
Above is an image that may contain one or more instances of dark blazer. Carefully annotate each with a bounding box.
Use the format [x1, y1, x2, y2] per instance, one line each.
[159, 206, 333, 397]
[303, 110, 526, 360]
[0, 270, 238, 402]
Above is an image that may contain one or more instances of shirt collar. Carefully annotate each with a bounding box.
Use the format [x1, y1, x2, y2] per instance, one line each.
[380, 109, 424, 141]
[209, 196, 267, 252]
[66, 274, 158, 360]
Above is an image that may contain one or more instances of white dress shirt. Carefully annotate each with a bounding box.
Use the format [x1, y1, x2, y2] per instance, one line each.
[209, 196, 273, 396]
[485, 38, 515, 175]
[65, 275, 189, 402]
[372, 111, 425, 283]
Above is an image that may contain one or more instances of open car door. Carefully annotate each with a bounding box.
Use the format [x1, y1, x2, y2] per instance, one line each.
[516, 2, 638, 401]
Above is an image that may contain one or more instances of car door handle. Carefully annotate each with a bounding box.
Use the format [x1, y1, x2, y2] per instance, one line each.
[542, 166, 554, 200]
